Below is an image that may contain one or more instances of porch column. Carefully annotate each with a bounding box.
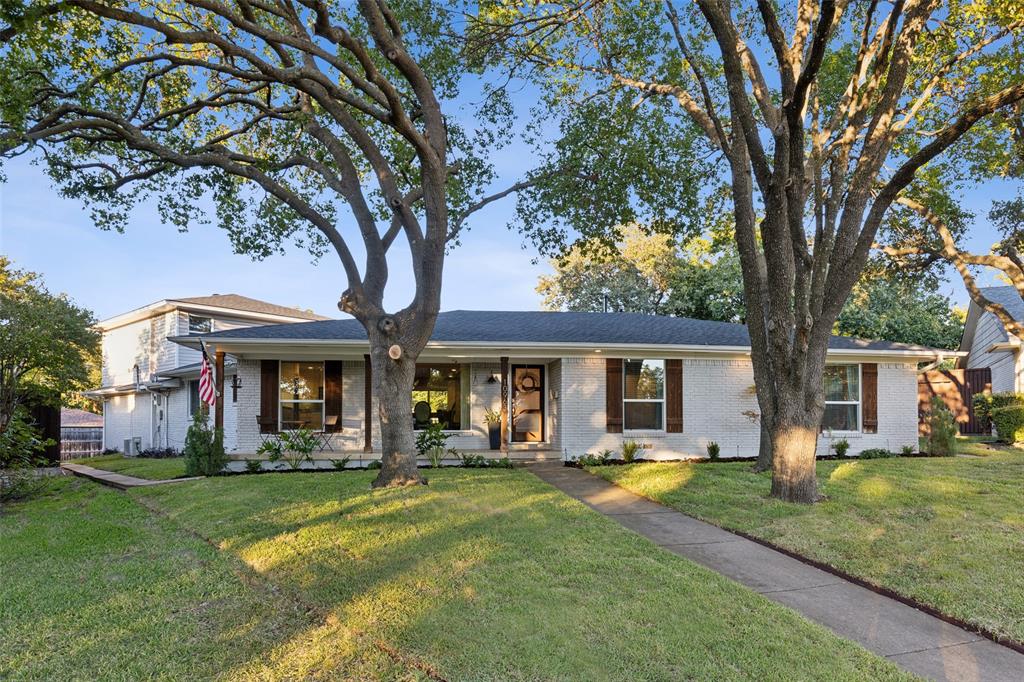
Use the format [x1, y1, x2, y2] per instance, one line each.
[363, 354, 373, 452]
[214, 350, 225, 430]
[500, 356, 509, 453]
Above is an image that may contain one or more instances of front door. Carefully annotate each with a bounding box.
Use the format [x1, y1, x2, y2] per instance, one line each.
[511, 365, 544, 442]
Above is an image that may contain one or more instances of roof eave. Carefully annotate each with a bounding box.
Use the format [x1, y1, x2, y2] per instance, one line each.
[174, 335, 958, 359]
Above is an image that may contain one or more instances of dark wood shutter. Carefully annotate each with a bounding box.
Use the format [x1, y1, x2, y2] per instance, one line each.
[260, 360, 279, 433]
[363, 354, 373, 452]
[862, 363, 878, 434]
[606, 358, 623, 433]
[666, 359, 683, 433]
[325, 361, 343, 432]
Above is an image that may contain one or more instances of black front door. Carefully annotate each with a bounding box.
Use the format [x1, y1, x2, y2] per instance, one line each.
[511, 365, 544, 442]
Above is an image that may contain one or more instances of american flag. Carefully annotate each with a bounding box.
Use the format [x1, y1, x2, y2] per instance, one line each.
[199, 343, 217, 407]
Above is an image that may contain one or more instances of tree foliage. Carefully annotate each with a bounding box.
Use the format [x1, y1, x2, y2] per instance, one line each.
[477, 0, 1024, 502]
[0, 257, 98, 442]
[0, 0, 534, 486]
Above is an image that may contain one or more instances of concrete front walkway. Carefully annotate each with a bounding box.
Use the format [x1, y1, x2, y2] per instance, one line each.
[60, 462, 201, 490]
[529, 463, 1024, 682]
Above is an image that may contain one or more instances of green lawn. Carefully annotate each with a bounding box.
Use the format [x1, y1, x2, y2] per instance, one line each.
[590, 447, 1024, 643]
[1, 470, 911, 680]
[73, 454, 187, 480]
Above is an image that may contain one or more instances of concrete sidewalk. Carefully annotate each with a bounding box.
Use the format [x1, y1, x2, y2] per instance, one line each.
[529, 463, 1023, 682]
[60, 462, 200, 490]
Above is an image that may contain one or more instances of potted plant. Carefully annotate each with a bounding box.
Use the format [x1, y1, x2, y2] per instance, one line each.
[484, 409, 502, 450]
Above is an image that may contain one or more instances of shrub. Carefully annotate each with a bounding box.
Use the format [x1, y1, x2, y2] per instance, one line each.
[367, 460, 382, 470]
[577, 451, 612, 467]
[460, 453, 486, 467]
[256, 437, 283, 464]
[415, 423, 450, 468]
[901, 444, 915, 456]
[330, 456, 351, 471]
[991, 405, 1024, 444]
[832, 438, 851, 457]
[280, 429, 318, 470]
[244, 458, 263, 473]
[138, 447, 179, 459]
[973, 392, 1024, 429]
[483, 409, 502, 425]
[706, 441, 720, 461]
[621, 439, 641, 463]
[859, 448, 894, 459]
[183, 411, 228, 476]
[925, 396, 958, 456]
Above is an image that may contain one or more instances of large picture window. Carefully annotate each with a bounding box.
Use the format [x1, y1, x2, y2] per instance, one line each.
[412, 363, 469, 430]
[279, 361, 324, 431]
[823, 364, 860, 432]
[624, 359, 665, 430]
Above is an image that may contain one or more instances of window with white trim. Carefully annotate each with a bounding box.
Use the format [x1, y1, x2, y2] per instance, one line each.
[188, 315, 212, 334]
[279, 361, 324, 430]
[188, 379, 202, 417]
[823, 364, 860, 432]
[624, 359, 665, 430]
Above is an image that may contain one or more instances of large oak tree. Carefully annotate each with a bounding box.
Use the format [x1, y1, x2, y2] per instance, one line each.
[477, 0, 1024, 501]
[0, 0, 533, 486]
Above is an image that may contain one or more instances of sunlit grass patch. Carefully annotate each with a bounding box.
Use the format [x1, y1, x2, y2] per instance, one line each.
[591, 446, 1024, 643]
[74, 454, 187, 480]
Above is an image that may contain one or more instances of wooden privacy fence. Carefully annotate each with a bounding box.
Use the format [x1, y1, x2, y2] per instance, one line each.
[918, 368, 991, 435]
[60, 426, 103, 460]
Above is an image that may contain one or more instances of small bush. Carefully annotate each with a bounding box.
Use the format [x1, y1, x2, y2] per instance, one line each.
[925, 396, 958, 456]
[833, 438, 851, 457]
[330, 456, 351, 471]
[901, 444, 915, 456]
[280, 429, 318, 470]
[244, 458, 263, 473]
[183, 411, 228, 476]
[706, 441, 720, 461]
[138, 447, 179, 459]
[462, 454, 513, 469]
[256, 437, 283, 463]
[991, 405, 1024, 444]
[367, 460, 382, 470]
[621, 439, 641, 463]
[416, 423, 450, 468]
[859, 448, 894, 459]
[577, 451, 612, 467]
[973, 392, 1024, 429]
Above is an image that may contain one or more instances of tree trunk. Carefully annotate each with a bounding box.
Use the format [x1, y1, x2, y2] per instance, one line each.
[769, 396, 822, 503]
[368, 343, 426, 488]
[753, 419, 773, 472]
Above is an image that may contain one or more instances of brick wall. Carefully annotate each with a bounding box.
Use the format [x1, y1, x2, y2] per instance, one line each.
[559, 356, 919, 459]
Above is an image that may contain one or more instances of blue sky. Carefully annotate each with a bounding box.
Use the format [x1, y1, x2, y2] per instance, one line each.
[0, 103, 1017, 322]
[0, 146, 554, 321]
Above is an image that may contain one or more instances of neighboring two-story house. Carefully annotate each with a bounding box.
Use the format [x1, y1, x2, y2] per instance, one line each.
[959, 286, 1024, 393]
[87, 294, 327, 453]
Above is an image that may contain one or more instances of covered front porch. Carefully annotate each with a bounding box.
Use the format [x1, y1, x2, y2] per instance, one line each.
[189, 337, 565, 461]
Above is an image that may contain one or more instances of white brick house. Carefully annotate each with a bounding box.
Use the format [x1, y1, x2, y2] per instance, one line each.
[170, 310, 938, 461]
[86, 294, 327, 453]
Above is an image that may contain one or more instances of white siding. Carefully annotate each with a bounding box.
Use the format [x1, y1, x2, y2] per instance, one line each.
[966, 310, 1019, 393]
[559, 356, 919, 460]
[101, 319, 155, 386]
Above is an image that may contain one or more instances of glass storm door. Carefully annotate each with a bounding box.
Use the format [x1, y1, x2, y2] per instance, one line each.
[511, 365, 544, 442]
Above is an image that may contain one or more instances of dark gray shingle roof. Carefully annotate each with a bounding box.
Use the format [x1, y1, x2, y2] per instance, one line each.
[200, 310, 936, 352]
[979, 286, 1024, 322]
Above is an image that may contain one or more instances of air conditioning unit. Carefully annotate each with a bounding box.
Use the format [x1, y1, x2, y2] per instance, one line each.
[123, 437, 142, 456]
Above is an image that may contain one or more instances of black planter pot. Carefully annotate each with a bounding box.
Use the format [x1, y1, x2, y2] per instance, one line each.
[487, 422, 501, 450]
